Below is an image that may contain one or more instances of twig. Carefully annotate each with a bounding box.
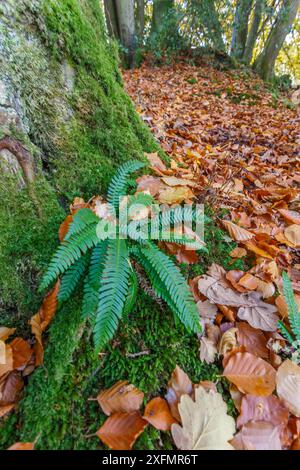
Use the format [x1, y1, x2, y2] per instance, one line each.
[126, 350, 150, 358]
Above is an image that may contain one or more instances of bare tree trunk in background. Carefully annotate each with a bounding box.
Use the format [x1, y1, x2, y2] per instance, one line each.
[243, 0, 265, 64]
[254, 0, 300, 80]
[151, 0, 175, 36]
[115, 0, 136, 68]
[104, 0, 120, 39]
[136, 0, 145, 42]
[231, 0, 254, 59]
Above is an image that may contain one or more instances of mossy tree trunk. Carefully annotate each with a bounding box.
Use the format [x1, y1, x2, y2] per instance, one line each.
[0, 0, 159, 449]
[230, 0, 254, 60]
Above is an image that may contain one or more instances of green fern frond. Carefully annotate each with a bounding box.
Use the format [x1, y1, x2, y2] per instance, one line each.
[82, 241, 108, 318]
[107, 160, 145, 210]
[278, 320, 295, 344]
[282, 271, 300, 341]
[138, 243, 201, 334]
[39, 224, 99, 292]
[93, 239, 131, 351]
[65, 208, 99, 240]
[58, 254, 90, 303]
[123, 268, 138, 318]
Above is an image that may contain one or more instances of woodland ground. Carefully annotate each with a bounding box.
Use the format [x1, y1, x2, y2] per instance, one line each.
[1, 57, 300, 450]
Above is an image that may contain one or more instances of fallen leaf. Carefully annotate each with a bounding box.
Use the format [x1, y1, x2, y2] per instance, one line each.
[0, 404, 15, 418]
[143, 397, 176, 430]
[171, 387, 235, 450]
[284, 225, 300, 247]
[199, 337, 218, 364]
[231, 421, 282, 450]
[162, 176, 198, 188]
[136, 175, 162, 196]
[237, 394, 289, 428]
[222, 220, 254, 242]
[223, 352, 276, 396]
[278, 209, 300, 225]
[196, 299, 218, 321]
[8, 442, 35, 450]
[236, 322, 268, 359]
[10, 338, 32, 370]
[238, 274, 259, 291]
[158, 186, 194, 204]
[0, 344, 13, 379]
[0, 371, 23, 406]
[219, 328, 237, 356]
[165, 366, 193, 421]
[230, 247, 247, 258]
[0, 328, 16, 342]
[97, 381, 144, 416]
[58, 214, 73, 242]
[96, 412, 147, 450]
[276, 360, 300, 417]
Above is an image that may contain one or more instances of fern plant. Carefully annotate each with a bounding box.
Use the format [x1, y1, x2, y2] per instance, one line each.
[39, 160, 205, 351]
[278, 271, 300, 346]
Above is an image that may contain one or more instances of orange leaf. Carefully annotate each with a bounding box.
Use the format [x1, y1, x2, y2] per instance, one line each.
[278, 209, 300, 225]
[165, 366, 193, 421]
[10, 338, 32, 370]
[223, 352, 276, 396]
[8, 442, 34, 450]
[229, 247, 247, 258]
[236, 322, 268, 359]
[0, 404, 15, 418]
[0, 344, 13, 379]
[222, 220, 254, 242]
[143, 397, 176, 430]
[58, 214, 73, 242]
[0, 328, 16, 342]
[97, 381, 144, 416]
[243, 241, 273, 259]
[238, 274, 259, 291]
[96, 412, 148, 450]
[0, 371, 23, 406]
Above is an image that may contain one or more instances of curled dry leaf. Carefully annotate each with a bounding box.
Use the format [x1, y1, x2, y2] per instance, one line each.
[96, 412, 147, 450]
[223, 352, 276, 396]
[0, 328, 16, 342]
[237, 394, 289, 429]
[143, 397, 176, 431]
[8, 442, 35, 451]
[231, 421, 282, 450]
[165, 366, 193, 422]
[199, 337, 217, 364]
[222, 220, 254, 242]
[97, 381, 144, 416]
[171, 387, 235, 450]
[276, 360, 300, 417]
[218, 328, 237, 356]
[236, 322, 268, 359]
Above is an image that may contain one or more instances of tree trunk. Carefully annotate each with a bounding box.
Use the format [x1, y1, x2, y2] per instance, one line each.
[151, 0, 175, 36]
[254, 0, 300, 80]
[104, 0, 120, 39]
[191, 0, 226, 51]
[0, 0, 158, 449]
[115, 0, 137, 68]
[231, 0, 254, 59]
[136, 0, 145, 43]
[243, 0, 265, 64]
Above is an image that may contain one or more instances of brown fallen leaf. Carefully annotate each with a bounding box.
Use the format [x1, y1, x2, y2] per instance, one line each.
[97, 381, 144, 416]
[0, 371, 23, 406]
[10, 338, 32, 371]
[158, 186, 194, 204]
[222, 220, 254, 242]
[276, 360, 300, 417]
[229, 247, 247, 258]
[199, 337, 218, 364]
[278, 209, 300, 225]
[0, 344, 13, 379]
[58, 214, 73, 242]
[231, 421, 282, 450]
[96, 412, 148, 450]
[238, 274, 258, 291]
[236, 322, 269, 359]
[223, 352, 276, 396]
[171, 387, 235, 450]
[165, 366, 193, 422]
[0, 328, 16, 342]
[219, 328, 237, 356]
[284, 224, 300, 247]
[143, 397, 176, 431]
[237, 394, 289, 429]
[161, 176, 198, 188]
[8, 442, 35, 450]
[275, 293, 300, 319]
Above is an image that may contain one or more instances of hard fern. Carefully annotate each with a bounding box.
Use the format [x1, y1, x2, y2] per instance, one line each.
[107, 160, 145, 211]
[278, 272, 300, 343]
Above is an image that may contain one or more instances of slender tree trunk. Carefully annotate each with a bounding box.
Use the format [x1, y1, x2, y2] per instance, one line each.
[104, 0, 120, 39]
[115, 0, 137, 68]
[254, 0, 300, 80]
[151, 0, 175, 36]
[243, 0, 265, 64]
[192, 0, 226, 51]
[231, 0, 254, 59]
[136, 0, 145, 43]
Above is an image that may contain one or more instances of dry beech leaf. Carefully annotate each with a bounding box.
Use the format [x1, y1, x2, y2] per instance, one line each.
[158, 186, 194, 205]
[171, 387, 235, 450]
[0, 344, 13, 378]
[196, 299, 218, 321]
[0, 371, 24, 406]
[275, 294, 300, 319]
[222, 220, 254, 242]
[238, 274, 258, 291]
[162, 176, 198, 188]
[223, 352, 276, 396]
[219, 328, 237, 356]
[284, 224, 300, 247]
[10, 338, 32, 370]
[243, 240, 273, 259]
[229, 385, 243, 412]
[236, 322, 269, 359]
[143, 397, 176, 431]
[8, 442, 35, 451]
[231, 421, 282, 450]
[58, 214, 73, 242]
[276, 360, 300, 417]
[145, 152, 168, 173]
[199, 337, 217, 364]
[0, 328, 16, 342]
[256, 279, 275, 299]
[96, 412, 147, 450]
[278, 209, 300, 225]
[230, 247, 247, 258]
[97, 381, 144, 416]
[237, 394, 289, 429]
[0, 404, 15, 418]
[165, 366, 193, 422]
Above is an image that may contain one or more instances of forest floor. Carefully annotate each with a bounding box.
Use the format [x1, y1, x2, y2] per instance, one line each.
[1, 60, 300, 451]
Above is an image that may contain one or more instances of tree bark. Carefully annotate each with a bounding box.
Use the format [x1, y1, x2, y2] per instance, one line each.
[254, 0, 300, 80]
[115, 0, 137, 68]
[231, 0, 254, 59]
[243, 0, 265, 64]
[191, 0, 226, 51]
[136, 0, 145, 43]
[104, 0, 120, 39]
